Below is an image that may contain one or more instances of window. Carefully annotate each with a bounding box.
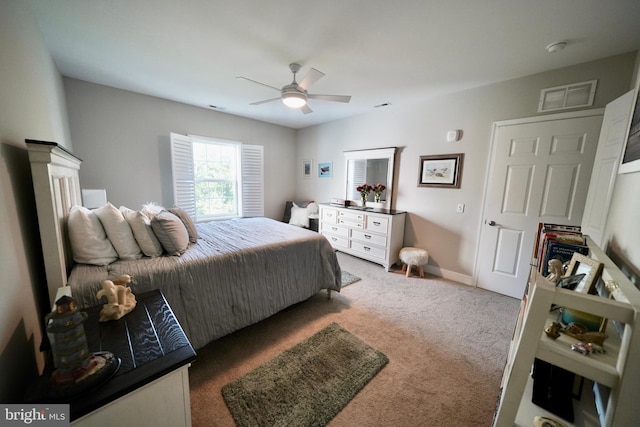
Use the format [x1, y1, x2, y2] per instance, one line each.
[170, 133, 263, 221]
[538, 80, 597, 112]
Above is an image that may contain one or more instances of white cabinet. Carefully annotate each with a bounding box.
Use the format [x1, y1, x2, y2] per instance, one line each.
[493, 237, 640, 427]
[72, 366, 192, 427]
[319, 204, 406, 271]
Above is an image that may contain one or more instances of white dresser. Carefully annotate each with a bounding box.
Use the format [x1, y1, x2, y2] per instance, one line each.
[319, 204, 406, 271]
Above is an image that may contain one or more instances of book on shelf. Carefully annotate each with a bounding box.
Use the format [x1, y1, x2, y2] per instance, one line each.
[541, 240, 589, 276]
[533, 222, 582, 260]
[534, 223, 586, 275]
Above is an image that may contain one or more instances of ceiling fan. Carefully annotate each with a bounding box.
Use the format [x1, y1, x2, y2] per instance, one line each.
[237, 63, 351, 114]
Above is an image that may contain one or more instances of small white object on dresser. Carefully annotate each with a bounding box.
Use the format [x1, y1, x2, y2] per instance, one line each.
[319, 204, 406, 271]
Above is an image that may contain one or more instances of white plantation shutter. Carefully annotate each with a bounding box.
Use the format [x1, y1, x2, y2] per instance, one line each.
[170, 132, 196, 217]
[170, 133, 264, 219]
[241, 144, 264, 217]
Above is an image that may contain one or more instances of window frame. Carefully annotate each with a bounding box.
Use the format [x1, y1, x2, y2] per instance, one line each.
[170, 133, 263, 221]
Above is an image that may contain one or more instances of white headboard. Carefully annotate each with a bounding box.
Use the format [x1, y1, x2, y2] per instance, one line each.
[26, 140, 82, 306]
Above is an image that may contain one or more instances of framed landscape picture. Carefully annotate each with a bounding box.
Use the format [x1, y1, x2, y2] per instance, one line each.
[318, 162, 332, 178]
[302, 159, 312, 179]
[418, 153, 464, 188]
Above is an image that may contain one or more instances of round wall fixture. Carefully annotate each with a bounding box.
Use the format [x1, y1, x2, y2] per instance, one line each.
[546, 42, 567, 53]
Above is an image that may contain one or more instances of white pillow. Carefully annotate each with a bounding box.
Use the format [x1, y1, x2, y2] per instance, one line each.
[120, 206, 164, 257]
[93, 203, 142, 260]
[289, 202, 310, 228]
[141, 202, 165, 220]
[306, 202, 319, 215]
[151, 211, 190, 256]
[67, 205, 118, 265]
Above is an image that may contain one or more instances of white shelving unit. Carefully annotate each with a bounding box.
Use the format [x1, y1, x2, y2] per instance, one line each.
[493, 237, 640, 427]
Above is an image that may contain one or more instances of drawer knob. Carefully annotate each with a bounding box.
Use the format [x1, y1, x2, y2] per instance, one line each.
[364, 246, 371, 251]
[373, 221, 381, 226]
[364, 235, 371, 239]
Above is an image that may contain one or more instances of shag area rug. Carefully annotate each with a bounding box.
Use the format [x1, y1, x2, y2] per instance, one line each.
[341, 270, 361, 287]
[221, 322, 388, 427]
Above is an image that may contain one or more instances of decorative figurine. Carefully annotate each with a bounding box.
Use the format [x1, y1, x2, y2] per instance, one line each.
[96, 274, 137, 322]
[44, 295, 120, 396]
[544, 322, 561, 339]
[45, 295, 94, 384]
[546, 258, 563, 283]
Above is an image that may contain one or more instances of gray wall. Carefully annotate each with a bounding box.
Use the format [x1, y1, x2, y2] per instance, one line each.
[0, 0, 72, 401]
[297, 53, 637, 282]
[65, 79, 297, 219]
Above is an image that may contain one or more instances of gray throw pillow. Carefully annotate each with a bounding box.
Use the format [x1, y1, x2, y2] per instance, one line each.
[169, 207, 198, 243]
[151, 211, 189, 255]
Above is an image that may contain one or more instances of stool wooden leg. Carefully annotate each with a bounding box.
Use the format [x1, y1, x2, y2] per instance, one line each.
[401, 264, 407, 273]
[419, 266, 424, 278]
[406, 265, 412, 277]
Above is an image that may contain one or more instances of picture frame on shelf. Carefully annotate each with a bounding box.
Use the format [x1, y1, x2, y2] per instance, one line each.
[302, 159, 313, 179]
[318, 162, 332, 178]
[556, 273, 586, 290]
[564, 253, 604, 294]
[417, 153, 464, 188]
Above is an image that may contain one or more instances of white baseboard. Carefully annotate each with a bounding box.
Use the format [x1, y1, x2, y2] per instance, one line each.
[425, 265, 473, 286]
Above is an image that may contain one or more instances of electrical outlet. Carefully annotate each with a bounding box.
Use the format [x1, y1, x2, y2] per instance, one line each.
[457, 204, 465, 213]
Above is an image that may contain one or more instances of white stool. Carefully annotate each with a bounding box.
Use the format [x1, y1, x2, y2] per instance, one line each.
[399, 247, 429, 278]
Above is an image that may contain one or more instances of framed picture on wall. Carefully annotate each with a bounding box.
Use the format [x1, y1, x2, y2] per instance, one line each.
[318, 162, 332, 178]
[417, 153, 464, 188]
[619, 85, 640, 174]
[302, 159, 313, 179]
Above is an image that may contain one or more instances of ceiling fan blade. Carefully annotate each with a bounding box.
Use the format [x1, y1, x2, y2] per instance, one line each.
[250, 97, 281, 105]
[308, 94, 351, 103]
[298, 68, 324, 90]
[236, 76, 281, 92]
[301, 104, 313, 114]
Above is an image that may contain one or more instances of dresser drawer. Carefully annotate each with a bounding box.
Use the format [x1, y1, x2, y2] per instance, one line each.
[350, 241, 386, 260]
[322, 233, 349, 249]
[365, 215, 389, 234]
[338, 210, 365, 222]
[321, 222, 349, 237]
[338, 218, 364, 229]
[321, 208, 339, 223]
[351, 229, 387, 247]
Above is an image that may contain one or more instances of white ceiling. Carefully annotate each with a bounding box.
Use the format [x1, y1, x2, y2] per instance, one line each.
[27, 0, 640, 129]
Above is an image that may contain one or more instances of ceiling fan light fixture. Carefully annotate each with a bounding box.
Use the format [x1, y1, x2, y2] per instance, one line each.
[282, 91, 307, 108]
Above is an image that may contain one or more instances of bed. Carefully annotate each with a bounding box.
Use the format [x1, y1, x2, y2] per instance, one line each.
[26, 140, 341, 350]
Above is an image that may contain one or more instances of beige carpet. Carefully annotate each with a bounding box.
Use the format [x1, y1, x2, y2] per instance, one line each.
[189, 252, 520, 426]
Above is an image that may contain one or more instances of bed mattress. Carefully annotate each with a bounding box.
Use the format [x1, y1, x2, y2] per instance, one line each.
[67, 217, 341, 349]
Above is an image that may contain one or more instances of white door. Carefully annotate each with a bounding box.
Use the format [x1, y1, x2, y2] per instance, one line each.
[581, 90, 635, 247]
[476, 111, 603, 298]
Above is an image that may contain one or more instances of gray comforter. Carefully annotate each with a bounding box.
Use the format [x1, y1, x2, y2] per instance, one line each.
[67, 217, 341, 349]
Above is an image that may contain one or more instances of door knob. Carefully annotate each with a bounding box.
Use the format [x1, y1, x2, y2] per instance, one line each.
[487, 220, 496, 226]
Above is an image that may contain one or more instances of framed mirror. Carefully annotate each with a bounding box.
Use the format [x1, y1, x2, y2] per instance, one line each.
[344, 147, 397, 207]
